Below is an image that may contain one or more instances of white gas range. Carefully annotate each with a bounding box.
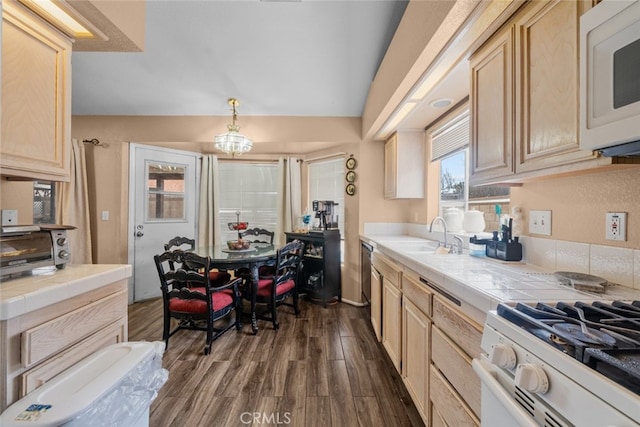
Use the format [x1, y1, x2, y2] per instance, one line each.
[473, 300, 640, 427]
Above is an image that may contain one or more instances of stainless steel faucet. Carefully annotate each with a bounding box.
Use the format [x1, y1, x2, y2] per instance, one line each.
[451, 235, 464, 255]
[429, 216, 448, 249]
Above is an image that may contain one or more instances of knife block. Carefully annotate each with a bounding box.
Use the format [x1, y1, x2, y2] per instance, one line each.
[486, 240, 522, 261]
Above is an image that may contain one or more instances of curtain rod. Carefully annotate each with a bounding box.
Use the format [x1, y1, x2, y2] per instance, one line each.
[82, 138, 107, 147]
[301, 152, 347, 163]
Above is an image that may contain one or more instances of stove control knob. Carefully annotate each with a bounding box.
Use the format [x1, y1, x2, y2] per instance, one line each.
[515, 364, 549, 394]
[58, 250, 70, 260]
[489, 344, 517, 369]
[57, 237, 67, 246]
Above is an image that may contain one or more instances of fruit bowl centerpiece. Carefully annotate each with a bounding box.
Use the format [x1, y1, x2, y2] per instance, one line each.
[227, 211, 248, 240]
[227, 239, 251, 250]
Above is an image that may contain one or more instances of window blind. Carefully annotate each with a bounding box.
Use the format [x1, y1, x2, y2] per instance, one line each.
[430, 110, 470, 162]
[218, 162, 279, 242]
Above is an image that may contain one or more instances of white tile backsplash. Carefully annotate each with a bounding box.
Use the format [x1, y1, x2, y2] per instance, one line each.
[556, 240, 590, 273]
[590, 244, 634, 287]
[523, 236, 557, 270]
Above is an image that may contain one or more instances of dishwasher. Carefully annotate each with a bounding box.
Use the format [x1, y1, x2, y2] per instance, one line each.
[360, 241, 373, 306]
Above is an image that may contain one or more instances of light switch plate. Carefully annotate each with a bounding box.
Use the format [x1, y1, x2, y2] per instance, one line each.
[529, 210, 552, 236]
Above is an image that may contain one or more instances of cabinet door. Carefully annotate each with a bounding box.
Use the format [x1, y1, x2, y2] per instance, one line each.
[384, 135, 398, 199]
[382, 280, 402, 372]
[515, 0, 596, 172]
[470, 25, 514, 184]
[371, 268, 382, 342]
[402, 298, 430, 423]
[1, 2, 72, 181]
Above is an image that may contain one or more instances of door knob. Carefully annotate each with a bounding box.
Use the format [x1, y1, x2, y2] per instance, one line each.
[136, 231, 144, 237]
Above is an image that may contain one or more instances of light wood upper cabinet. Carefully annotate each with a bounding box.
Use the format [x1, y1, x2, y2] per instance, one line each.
[469, 0, 624, 185]
[470, 25, 514, 182]
[515, 0, 596, 173]
[1, 1, 71, 181]
[384, 130, 424, 199]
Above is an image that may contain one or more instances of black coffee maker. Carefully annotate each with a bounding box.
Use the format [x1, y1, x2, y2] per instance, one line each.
[312, 200, 339, 230]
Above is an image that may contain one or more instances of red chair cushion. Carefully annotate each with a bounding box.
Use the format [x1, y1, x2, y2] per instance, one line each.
[256, 278, 295, 298]
[168, 287, 234, 313]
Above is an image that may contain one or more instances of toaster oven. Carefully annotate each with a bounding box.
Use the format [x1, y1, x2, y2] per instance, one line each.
[0, 225, 72, 277]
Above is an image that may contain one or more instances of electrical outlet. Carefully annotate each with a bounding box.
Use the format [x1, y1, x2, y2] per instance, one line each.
[101, 211, 109, 221]
[529, 210, 552, 236]
[605, 212, 627, 241]
[1, 209, 18, 226]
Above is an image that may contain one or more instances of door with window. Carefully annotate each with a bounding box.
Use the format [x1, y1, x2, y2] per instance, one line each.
[129, 144, 199, 302]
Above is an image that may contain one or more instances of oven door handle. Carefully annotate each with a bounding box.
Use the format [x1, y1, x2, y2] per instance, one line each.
[472, 359, 539, 427]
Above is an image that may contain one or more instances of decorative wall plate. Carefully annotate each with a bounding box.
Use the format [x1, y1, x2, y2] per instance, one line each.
[346, 183, 356, 196]
[346, 170, 357, 183]
[346, 157, 357, 170]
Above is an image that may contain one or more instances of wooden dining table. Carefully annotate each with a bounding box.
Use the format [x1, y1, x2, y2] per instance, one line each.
[196, 243, 278, 335]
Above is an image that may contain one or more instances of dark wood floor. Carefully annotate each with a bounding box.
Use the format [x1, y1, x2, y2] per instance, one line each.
[128, 297, 425, 427]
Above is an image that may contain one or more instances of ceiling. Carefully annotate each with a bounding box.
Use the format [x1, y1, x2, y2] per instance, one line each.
[71, 0, 410, 119]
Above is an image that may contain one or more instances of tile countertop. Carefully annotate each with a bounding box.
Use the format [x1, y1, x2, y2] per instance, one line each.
[362, 234, 640, 325]
[0, 264, 132, 321]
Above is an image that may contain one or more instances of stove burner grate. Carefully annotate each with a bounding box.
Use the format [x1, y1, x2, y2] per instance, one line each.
[497, 300, 640, 396]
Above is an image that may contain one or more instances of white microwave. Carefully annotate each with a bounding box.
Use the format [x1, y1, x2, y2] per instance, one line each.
[580, 0, 640, 156]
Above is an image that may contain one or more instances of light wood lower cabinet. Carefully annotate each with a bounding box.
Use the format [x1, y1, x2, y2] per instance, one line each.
[373, 251, 403, 373]
[382, 279, 402, 372]
[431, 326, 481, 416]
[373, 261, 483, 427]
[430, 365, 480, 427]
[431, 296, 483, 422]
[402, 297, 431, 422]
[0, 281, 128, 411]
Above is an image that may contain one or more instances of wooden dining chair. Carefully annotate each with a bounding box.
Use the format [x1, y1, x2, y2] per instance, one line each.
[164, 236, 231, 285]
[239, 227, 275, 244]
[247, 239, 305, 330]
[154, 249, 243, 355]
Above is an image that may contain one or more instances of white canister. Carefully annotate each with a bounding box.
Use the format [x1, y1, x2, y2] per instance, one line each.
[443, 208, 464, 232]
[463, 210, 486, 233]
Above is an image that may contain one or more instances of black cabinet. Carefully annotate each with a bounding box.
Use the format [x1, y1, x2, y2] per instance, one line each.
[285, 230, 341, 306]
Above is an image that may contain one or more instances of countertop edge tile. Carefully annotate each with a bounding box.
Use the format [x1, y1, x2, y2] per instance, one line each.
[0, 264, 133, 320]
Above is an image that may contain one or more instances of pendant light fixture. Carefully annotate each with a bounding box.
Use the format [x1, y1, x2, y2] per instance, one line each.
[214, 98, 253, 157]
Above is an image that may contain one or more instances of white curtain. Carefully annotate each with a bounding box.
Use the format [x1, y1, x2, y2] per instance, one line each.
[198, 155, 223, 246]
[56, 139, 93, 264]
[275, 157, 302, 245]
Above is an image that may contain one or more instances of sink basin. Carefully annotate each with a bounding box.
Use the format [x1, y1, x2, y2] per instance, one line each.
[387, 241, 441, 252]
[405, 246, 452, 256]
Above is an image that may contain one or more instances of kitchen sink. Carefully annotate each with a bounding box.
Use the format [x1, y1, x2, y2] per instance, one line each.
[386, 240, 453, 255]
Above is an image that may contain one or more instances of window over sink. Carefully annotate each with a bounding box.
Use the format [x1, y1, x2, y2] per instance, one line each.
[429, 106, 510, 227]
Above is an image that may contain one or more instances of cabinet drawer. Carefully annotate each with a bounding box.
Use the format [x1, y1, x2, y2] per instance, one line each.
[19, 319, 126, 396]
[432, 297, 482, 358]
[430, 365, 480, 427]
[431, 326, 481, 417]
[21, 290, 127, 368]
[402, 274, 432, 317]
[372, 252, 402, 289]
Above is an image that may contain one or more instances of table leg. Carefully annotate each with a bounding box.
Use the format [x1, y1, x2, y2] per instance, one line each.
[250, 263, 259, 335]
